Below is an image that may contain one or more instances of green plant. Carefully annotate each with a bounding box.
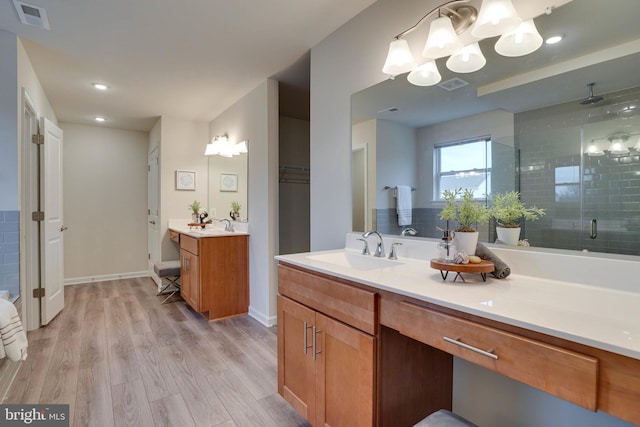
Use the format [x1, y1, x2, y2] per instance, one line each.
[188, 200, 201, 215]
[231, 201, 241, 214]
[439, 188, 490, 232]
[489, 191, 545, 227]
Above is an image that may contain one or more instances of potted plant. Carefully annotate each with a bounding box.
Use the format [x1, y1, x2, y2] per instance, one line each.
[489, 191, 545, 245]
[439, 188, 490, 255]
[230, 201, 241, 221]
[189, 200, 201, 223]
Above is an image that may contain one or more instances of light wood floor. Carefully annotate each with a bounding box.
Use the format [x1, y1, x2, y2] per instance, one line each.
[4, 277, 310, 427]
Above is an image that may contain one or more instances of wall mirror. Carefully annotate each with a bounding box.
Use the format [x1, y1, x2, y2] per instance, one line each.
[208, 151, 248, 222]
[352, 0, 640, 256]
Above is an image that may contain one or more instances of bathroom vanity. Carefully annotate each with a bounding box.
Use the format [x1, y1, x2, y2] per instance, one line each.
[276, 236, 640, 426]
[169, 226, 249, 321]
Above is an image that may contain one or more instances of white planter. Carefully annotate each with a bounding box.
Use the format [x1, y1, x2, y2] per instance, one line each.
[496, 226, 521, 246]
[453, 231, 479, 256]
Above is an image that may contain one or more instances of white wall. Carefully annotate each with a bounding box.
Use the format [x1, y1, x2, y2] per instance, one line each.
[158, 117, 209, 261]
[309, 0, 634, 425]
[376, 119, 417, 209]
[62, 123, 149, 282]
[208, 79, 279, 326]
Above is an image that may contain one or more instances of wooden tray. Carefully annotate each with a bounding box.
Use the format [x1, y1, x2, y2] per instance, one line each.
[430, 259, 495, 282]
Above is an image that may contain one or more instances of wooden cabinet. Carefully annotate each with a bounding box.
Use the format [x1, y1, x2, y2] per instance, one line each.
[179, 234, 248, 321]
[381, 296, 598, 410]
[278, 265, 376, 427]
[180, 248, 200, 310]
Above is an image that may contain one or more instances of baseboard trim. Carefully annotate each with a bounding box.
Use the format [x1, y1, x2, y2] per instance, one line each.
[248, 306, 277, 327]
[64, 271, 149, 286]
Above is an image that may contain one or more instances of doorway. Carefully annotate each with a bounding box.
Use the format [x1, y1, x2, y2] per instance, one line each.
[21, 90, 65, 330]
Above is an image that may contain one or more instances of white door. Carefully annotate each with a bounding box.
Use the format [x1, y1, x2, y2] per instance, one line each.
[41, 118, 65, 325]
[148, 148, 160, 288]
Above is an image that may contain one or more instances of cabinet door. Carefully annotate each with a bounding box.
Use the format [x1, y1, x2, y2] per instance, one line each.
[277, 295, 316, 423]
[180, 249, 200, 311]
[315, 312, 375, 427]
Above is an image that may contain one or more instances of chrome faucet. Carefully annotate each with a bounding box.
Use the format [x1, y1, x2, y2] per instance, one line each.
[401, 227, 417, 236]
[219, 218, 234, 232]
[388, 242, 402, 260]
[363, 230, 385, 258]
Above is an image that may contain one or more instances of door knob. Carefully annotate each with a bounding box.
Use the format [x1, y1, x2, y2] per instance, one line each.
[60, 225, 68, 232]
[149, 220, 156, 225]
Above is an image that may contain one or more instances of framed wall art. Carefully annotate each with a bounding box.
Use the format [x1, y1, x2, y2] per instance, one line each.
[176, 170, 196, 190]
[220, 173, 238, 192]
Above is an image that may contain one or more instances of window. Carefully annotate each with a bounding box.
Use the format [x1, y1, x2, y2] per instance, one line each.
[435, 138, 492, 200]
[555, 165, 580, 202]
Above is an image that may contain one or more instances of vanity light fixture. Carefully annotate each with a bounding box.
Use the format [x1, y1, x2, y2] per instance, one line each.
[92, 82, 108, 90]
[205, 134, 248, 157]
[381, 0, 544, 86]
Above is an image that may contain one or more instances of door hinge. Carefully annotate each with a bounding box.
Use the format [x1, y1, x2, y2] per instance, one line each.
[33, 288, 46, 298]
[32, 134, 44, 145]
[148, 165, 150, 172]
[32, 211, 45, 221]
[148, 253, 151, 260]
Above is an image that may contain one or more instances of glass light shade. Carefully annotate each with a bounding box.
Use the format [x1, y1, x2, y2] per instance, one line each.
[446, 43, 486, 73]
[608, 139, 628, 155]
[407, 61, 441, 86]
[382, 39, 416, 76]
[204, 142, 218, 156]
[471, 0, 522, 39]
[236, 140, 248, 153]
[495, 19, 543, 57]
[585, 143, 604, 157]
[422, 16, 463, 59]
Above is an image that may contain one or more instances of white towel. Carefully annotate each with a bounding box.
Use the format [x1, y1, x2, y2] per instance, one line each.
[0, 299, 28, 362]
[396, 185, 412, 226]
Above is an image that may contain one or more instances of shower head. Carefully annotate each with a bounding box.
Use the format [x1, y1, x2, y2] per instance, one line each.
[580, 83, 604, 105]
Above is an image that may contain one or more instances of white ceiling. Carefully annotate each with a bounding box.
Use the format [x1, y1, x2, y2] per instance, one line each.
[0, 0, 376, 131]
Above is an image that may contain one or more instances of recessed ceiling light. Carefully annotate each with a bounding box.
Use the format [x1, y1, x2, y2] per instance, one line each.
[92, 83, 108, 90]
[95, 117, 106, 122]
[545, 35, 563, 45]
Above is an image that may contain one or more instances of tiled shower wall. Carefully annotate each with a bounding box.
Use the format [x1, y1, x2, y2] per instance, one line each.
[515, 87, 640, 255]
[0, 211, 19, 299]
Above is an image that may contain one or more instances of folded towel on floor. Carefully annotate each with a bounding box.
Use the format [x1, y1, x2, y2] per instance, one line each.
[396, 185, 412, 226]
[475, 243, 511, 279]
[0, 298, 28, 361]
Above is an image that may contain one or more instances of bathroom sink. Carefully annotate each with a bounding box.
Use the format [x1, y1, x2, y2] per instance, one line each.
[187, 228, 234, 236]
[306, 251, 403, 271]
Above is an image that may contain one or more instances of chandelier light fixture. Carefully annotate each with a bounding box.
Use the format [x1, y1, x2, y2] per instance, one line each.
[382, 0, 545, 86]
[205, 134, 248, 157]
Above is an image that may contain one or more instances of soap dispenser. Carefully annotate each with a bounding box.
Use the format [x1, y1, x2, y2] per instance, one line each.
[437, 230, 456, 262]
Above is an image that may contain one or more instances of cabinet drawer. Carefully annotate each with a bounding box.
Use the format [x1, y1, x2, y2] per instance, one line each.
[278, 264, 377, 335]
[382, 298, 598, 410]
[169, 230, 180, 244]
[180, 234, 199, 255]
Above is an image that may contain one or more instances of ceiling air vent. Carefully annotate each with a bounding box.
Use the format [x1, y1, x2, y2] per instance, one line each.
[12, 0, 50, 30]
[438, 77, 469, 91]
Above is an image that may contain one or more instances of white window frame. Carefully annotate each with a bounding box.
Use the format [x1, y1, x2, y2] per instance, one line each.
[434, 137, 492, 201]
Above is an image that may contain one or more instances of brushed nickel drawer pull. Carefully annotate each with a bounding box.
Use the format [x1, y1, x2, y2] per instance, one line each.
[443, 336, 499, 360]
[303, 321, 313, 354]
[313, 326, 322, 360]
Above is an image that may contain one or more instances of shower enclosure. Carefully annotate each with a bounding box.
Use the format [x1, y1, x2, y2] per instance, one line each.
[517, 86, 640, 256]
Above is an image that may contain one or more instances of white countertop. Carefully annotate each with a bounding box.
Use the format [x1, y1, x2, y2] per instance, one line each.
[168, 219, 249, 238]
[276, 248, 640, 361]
